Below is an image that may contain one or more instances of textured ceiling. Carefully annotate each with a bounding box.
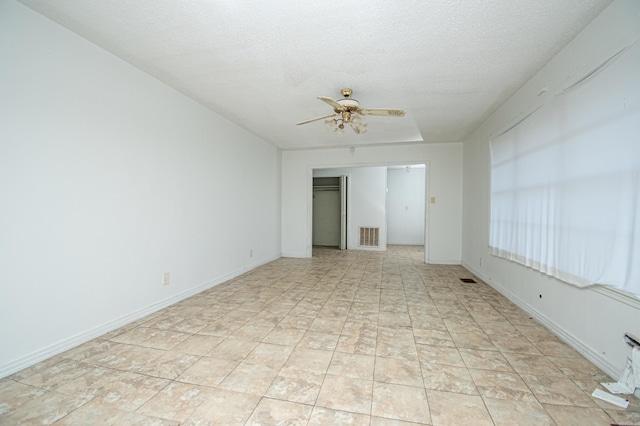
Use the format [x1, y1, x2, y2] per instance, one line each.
[18, 0, 611, 149]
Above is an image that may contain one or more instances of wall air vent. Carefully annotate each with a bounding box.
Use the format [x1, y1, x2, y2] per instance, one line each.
[359, 227, 380, 247]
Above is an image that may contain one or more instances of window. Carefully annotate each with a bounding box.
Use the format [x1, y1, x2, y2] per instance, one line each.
[489, 41, 640, 296]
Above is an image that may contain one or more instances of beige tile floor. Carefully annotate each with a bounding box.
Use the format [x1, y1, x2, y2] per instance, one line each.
[1, 245, 639, 425]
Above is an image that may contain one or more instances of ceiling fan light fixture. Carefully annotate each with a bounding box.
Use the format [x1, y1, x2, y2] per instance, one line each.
[324, 118, 336, 129]
[297, 88, 404, 137]
[351, 122, 367, 134]
[321, 113, 368, 135]
[349, 114, 367, 134]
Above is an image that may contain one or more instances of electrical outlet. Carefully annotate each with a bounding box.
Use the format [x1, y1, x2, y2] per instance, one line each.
[479, 257, 484, 267]
[163, 272, 170, 286]
[249, 249, 253, 258]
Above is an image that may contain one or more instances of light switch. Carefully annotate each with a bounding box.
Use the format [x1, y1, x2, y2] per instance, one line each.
[430, 197, 436, 204]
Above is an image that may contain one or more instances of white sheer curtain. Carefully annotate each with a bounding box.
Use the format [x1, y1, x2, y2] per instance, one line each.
[489, 41, 640, 296]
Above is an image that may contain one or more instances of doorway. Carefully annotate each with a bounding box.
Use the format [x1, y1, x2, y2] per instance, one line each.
[312, 176, 347, 249]
[386, 165, 426, 245]
[310, 164, 427, 258]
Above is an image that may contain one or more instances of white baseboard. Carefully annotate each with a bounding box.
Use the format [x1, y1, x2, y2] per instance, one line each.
[0, 254, 281, 379]
[387, 242, 425, 246]
[352, 246, 387, 252]
[461, 261, 620, 379]
[427, 259, 462, 265]
[281, 252, 309, 258]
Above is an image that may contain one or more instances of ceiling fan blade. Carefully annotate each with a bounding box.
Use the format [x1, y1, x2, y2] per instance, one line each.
[359, 108, 406, 117]
[296, 113, 336, 125]
[318, 96, 345, 111]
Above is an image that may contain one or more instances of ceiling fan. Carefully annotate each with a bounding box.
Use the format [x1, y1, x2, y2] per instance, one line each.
[296, 88, 405, 135]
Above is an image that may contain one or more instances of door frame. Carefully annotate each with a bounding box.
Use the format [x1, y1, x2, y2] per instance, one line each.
[339, 175, 347, 250]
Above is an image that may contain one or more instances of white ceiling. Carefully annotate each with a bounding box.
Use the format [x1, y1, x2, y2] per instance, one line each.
[18, 0, 611, 150]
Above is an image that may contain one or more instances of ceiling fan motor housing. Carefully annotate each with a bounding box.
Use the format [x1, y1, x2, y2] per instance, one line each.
[335, 98, 360, 113]
[335, 88, 360, 114]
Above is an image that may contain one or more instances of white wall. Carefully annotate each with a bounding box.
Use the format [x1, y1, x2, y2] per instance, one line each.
[0, 1, 281, 377]
[462, 0, 640, 378]
[387, 167, 426, 245]
[282, 143, 462, 263]
[347, 167, 388, 250]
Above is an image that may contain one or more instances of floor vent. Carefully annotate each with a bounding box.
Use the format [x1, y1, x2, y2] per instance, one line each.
[460, 278, 477, 283]
[359, 227, 380, 247]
